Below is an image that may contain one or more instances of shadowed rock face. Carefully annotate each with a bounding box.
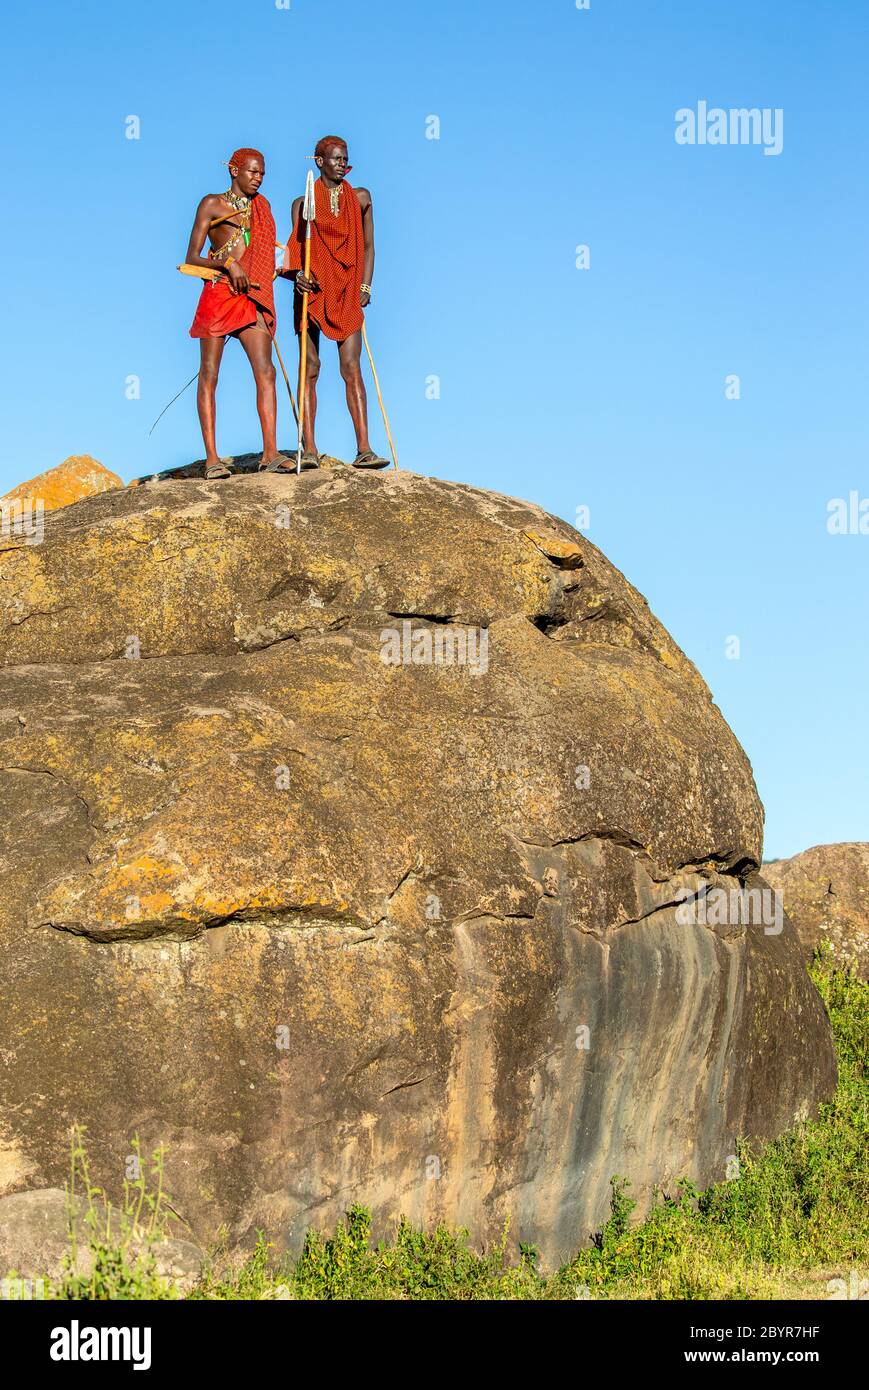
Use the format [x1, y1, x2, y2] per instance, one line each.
[0, 466, 836, 1266]
[763, 844, 869, 978]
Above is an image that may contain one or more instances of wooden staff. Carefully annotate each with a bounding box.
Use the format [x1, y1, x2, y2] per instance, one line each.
[268, 324, 298, 426]
[362, 323, 399, 469]
[208, 207, 246, 231]
[296, 171, 317, 475]
[176, 263, 260, 288]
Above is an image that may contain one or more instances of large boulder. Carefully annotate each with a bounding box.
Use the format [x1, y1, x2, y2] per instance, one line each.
[1, 455, 121, 516]
[763, 844, 869, 977]
[0, 464, 836, 1267]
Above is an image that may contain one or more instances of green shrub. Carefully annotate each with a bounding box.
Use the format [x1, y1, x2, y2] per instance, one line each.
[50, 1128, 179, 1300]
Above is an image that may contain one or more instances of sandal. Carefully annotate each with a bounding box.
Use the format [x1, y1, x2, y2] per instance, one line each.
[292, 450, 321, 471]
[259, 454, 299, 474]
[351, 450, 390, 470]
[204, 462, 233, 480]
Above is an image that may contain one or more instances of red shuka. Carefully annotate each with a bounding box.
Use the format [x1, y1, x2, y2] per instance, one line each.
[190, 193, 277, 339]
[286, 179, 365, 341]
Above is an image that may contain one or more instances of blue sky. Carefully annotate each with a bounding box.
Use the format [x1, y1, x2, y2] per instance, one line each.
[1, 0, 866, 858]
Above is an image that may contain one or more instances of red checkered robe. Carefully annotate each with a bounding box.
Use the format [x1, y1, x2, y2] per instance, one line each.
[190, 193, 277, 338]
[286, 179, 365, 341]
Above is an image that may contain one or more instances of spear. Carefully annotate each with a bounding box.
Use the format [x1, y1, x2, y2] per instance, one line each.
[296, 171, 316, 475]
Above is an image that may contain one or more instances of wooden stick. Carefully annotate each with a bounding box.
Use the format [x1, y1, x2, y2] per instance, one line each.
[177, 263, 260, 288]
[148, 370, 200, 437]
[362, 323, 399, 470]
[269, 327, 298, 425]
[208, 208, 246, 230]
[296, 234, 312, 474]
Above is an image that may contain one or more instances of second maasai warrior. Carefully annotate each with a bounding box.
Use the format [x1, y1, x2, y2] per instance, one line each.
[285, 137, 388, 469]
[185, 148, 294, 477]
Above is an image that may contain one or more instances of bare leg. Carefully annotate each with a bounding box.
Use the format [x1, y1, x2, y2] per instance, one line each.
[197, 337, 226, 466]
[238, 324, 281, 464]
[338, 330, 370, 454]
[300, 323, 321, 455]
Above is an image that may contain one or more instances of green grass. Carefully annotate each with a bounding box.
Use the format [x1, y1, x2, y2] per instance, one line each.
[19, 948, 869, 1301]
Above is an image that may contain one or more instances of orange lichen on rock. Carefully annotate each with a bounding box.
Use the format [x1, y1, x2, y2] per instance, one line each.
[523, 529, 584, 568]
[2, 455, 122, 515]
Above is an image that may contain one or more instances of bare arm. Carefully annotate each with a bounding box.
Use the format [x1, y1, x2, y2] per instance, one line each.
[357, 187, 375, 307]
[184, 195, 249, 294]
[278, 197, 304, 279]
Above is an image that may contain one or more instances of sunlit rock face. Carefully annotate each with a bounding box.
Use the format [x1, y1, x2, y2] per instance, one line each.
[0, 466, 836, 1266]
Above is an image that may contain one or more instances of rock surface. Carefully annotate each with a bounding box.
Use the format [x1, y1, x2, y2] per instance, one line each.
[1, 455, 121, 515]
[763, 844, 869, 977]
[127, 448, 346, 487]
[0, 463, 836, 1267]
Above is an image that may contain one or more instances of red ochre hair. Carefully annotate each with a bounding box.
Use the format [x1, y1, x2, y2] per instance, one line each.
[314, 136, 347, 159]
[227, 148, 264, 169]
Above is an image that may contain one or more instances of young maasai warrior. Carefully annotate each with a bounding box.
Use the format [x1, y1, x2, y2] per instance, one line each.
[185, 148, 294, 477]
[285, 137, 388, 469]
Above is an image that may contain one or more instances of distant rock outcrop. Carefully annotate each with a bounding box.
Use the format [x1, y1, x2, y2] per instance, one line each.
[2, 455, 121, 514]
[763, 844, 869, 977]
[0, 462, 836, 1267]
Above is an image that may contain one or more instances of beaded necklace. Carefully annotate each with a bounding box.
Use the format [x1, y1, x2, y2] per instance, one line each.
[221, 189, 252, 245]
[209, 190, 252, 264]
